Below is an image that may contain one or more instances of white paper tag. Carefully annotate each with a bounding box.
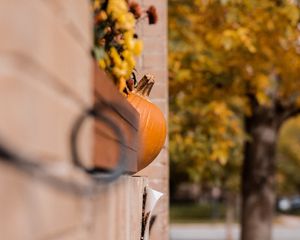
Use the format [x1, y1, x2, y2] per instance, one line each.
[142, 186, 163, 240]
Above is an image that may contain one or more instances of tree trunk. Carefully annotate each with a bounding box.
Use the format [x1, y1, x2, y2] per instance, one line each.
[241, 113, 279, 240]
[225, 192, 235, 240]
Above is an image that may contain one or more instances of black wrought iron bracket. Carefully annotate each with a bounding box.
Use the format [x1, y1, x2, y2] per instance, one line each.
[0, 102, 127, 195]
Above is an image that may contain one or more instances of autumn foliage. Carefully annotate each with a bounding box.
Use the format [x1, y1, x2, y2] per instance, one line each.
[169, 1, 300, 239]
[169, 0, 300, 179]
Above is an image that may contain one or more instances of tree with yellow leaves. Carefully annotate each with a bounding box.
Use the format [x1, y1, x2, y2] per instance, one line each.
[169, 1, 300, 239]
[277, 116, 300, 195]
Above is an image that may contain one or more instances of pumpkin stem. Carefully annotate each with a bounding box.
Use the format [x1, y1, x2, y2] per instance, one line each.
[144, 81, 154, 97]
[135, 74, 155, 97]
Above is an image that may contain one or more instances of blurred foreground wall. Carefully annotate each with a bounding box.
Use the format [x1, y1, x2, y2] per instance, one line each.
[0, 0, 168, 240]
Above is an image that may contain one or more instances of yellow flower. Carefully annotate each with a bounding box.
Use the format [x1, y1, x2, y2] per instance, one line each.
[133, 40, 143, 55]
[124, 31, 134, 50]
[99, 10, 108, 21]
[110, 47, 122, 66]
[107, 0, 128, 15]
[122, 50, 135, 69]
[98, 59, 106, 69]
[94, 0, 144, 87]
[125, 13, 136, 29]
[113, 65, 127, 78]
[93, 0, 101, 10]
[116, 13, 135, 30]
[118, 77, 127, 93]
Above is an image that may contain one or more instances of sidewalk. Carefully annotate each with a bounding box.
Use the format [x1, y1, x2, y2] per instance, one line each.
[170, 216, 300, 240]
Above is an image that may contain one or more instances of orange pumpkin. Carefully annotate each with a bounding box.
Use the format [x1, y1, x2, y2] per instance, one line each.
[127, 74, 167, 171]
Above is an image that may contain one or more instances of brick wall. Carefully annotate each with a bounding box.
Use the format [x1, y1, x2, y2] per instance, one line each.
[135, 0, 169, 239]
[0, 0, 169, 239]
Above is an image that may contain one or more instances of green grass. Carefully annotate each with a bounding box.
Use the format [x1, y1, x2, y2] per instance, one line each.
[170, 202, 300, 224]
[278, 209, 300, 216]
[170, 202, 226, 223]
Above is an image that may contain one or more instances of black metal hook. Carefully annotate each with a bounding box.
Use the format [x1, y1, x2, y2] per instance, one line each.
[70, 102, 127, 183]
[0, 102, 128, 195]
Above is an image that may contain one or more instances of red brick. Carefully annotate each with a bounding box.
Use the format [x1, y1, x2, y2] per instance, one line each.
[0, 55, 93, 164]
[91, 176, 147, 240]
[143, 22, 167, 38]
[0, 163, 85, 240]
[149, 219, 169, 240]
[141, 1, 167, 37]
[138, 1, 169, 239]
[143, 37, 167, 53]
[44, 0, 93, 48]
[151, 99, 168, 117]
[149, 180, 169, 194]
[0, 0, 93, 104]
[150, 83, 168, 99]
[142, 0, 167, 7]
[0, 0, 169, 239]
[143, 53, 167, 70]
[45, 228, 86, 240]
[135, 162, 166, 179]
[152, 149, 169, 165]
[141, 69, 168, 84]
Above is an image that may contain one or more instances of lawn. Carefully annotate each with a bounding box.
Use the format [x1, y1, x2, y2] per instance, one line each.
[170, 202, 226, 223]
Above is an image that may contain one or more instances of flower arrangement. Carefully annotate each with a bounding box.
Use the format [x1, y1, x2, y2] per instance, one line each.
[92, 0, 158, 92]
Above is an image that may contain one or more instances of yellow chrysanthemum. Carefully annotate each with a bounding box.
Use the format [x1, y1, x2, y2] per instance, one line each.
[107, 0, 128, 15]
[98, 10, 108, 21]
[124, 31, 135, 50]
[93, 0, 101, 10]
[93, 0, 144, 90]
[133, 40, 143, 55]
[122, 50, 135, 69]
[110, 47, 122, 66]
[98, 59, 106, 69]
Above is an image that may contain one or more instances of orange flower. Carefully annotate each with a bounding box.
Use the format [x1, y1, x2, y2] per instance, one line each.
[146, 6, 158, 24]
[129, 1, 142, 19]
